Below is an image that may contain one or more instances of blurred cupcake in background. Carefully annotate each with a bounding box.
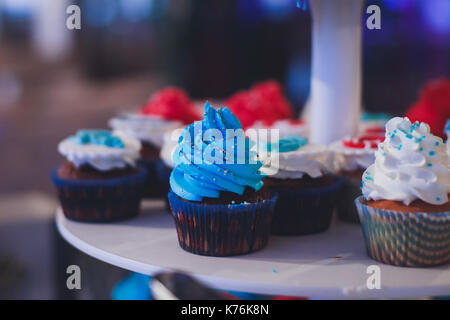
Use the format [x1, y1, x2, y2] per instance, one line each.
[52, 130, 147, 222]
[355, 117, 450, 267]
[109, 87, 201, 198]
[168, 102, 277, 256]
[330, 135, 384, 223]
[156, 127, 183, 209]
[260, 136, 343, 235]
[226, 80, 293, 129]
[445, 119, 450, 156]
[359, 111, 391, 137]
[405, 78, 450, 139]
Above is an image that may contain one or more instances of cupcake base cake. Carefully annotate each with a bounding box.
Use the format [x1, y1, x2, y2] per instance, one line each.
[53, 163, 147, 222]
[169, 188, 277, 257]
[355, 196, 450, 267]
[137, 141, 165, 198]
[267, 175, 343, 236]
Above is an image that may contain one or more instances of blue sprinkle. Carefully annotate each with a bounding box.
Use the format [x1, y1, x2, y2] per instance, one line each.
[366, 171, 370, 175]
[429, 151, 435, 156]
[272, 268, 277, 273]
[436, 197, 441, 202]
[397, 144, 402, 150]
[435, 141, 440, 146]
[427, 163, 432, 167]
[419, 147, 423, 151]
[365, 176, 373, 181]
[406, 134, 412, 139]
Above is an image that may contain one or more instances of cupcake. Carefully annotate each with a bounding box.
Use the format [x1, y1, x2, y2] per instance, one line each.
[156, 127, 183, 209]
[109, 87, 201, 198]
[51, 130, 147, 222]
[226, 80, 293, 129]
[168, 102, 277, 256]
[259, 136, 343, 235]
[355, 117, 450, 267]
[330, 135, 383, 223]
[359, 111, 390, 137]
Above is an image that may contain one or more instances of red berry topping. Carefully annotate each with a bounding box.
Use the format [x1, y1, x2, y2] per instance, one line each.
[139, 87, 201, 124]
[405, 78, 450, 138]
[342, 135, 384, 149]
[226, 80, 293, 128]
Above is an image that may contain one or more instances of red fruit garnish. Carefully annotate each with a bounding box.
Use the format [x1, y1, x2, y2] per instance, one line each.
[226, 80, 293, 128]
[139, 87, 201, 124]
[363, 126, 385, 136]
[405, 78, 450, 138]
[342, 135, 384, 149]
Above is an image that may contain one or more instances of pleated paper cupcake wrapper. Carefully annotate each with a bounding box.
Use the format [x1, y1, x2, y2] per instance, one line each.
[52, 167, 147, 222]
[270, 178, 344, 236]
[168, 191, 277, 257]
[138, 158, 165, 199]
[354, 196, 450, 267]
[336, 176, 361, 223]
[155, 161, 173, 211]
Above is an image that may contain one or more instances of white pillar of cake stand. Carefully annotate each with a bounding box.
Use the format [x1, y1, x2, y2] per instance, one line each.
[309, 0, 364, 144]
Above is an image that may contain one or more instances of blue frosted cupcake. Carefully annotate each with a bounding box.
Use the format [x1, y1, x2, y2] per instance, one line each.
[259, 136, 343, 235]
[168, 103, 277, 256]
[52, 130, 147, 222]
[356, 117, 450, 267]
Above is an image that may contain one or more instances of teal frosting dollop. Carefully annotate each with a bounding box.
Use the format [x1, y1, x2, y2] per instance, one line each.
[170, 102, 265, 202]
[69, 130, 124, 149]
[266, 135, 308, 153]
[361, 111, 391, 122]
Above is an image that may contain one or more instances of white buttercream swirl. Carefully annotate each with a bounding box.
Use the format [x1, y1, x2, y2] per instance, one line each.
[330, 140, 377, 172]
[109, 112, 181, 148]
[260, 144, 333, 179]
[160, 128, 183, 168]
[58, 132, 141, 171]
[362, 117, 450, 205]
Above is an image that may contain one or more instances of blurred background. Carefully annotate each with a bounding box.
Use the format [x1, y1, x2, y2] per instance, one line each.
[0, 0, 448, 299]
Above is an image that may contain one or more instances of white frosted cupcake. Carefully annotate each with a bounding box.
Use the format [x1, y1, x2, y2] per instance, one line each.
[109, 87, 200, 198]
[259, 136, 343, 235]
[330, 135, 383, 222]
[355, 117, 450, 267]
[52, 130, 147, 222]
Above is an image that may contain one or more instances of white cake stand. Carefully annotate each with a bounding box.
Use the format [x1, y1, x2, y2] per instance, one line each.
[56, 200, 450, 299]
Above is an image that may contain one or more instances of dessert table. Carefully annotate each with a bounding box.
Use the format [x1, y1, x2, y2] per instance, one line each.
[56, 200, 450, 299]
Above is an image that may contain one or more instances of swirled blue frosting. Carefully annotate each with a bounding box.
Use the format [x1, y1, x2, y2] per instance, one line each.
[170, 102, 265, 201]
[69, 130, 124, 149]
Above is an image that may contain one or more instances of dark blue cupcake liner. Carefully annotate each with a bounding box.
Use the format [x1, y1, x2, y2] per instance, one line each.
[51, 166, 147, 222]
[355, 196, 450, 267]
[137, 158, 165, 199]
[336, 176, 361, 223]
[168, 191, 278, 256]
[270, 177, 344, 236]
[155, 161, 173, 210]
